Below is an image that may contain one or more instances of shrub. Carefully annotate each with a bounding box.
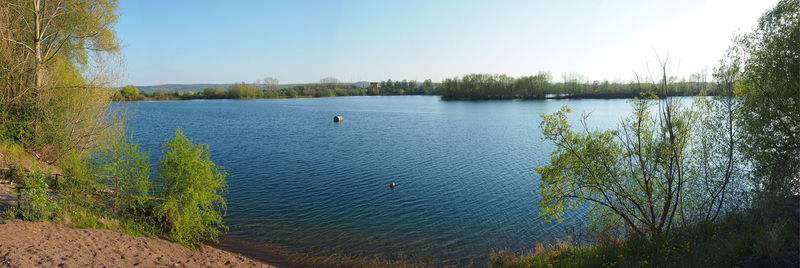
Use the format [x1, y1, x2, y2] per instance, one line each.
[93, 130, 152, 214]
[57, 153, 103, 214]
[68, 206, 111, 229]
[20, 168, 58, 221]
[753, 221, 787, 258]
[156, 128, 228, 248]
[2, 206, 18, 220]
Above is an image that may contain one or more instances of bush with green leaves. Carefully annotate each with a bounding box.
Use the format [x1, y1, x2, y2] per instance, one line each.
[156, 128, 228, 248]
[727, 0, 799, 197]
[536, 88, 747, 236]
[57, 153, 104, 215]
[93, 130, 152, 215]
[20, 168, 58, 221]
[2, 206, 18, 220]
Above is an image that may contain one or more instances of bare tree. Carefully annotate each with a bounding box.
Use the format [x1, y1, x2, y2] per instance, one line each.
[319, 77, 340, 88]
[263, 76, 279, 90]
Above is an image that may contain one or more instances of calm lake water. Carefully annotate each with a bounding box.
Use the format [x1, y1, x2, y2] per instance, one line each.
[125, 96, 633, 266]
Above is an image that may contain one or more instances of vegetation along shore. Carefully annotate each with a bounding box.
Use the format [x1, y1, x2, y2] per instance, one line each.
[493, 0, 799, 266]
[113, 76, 719, 102]
[0, 0, 797, 267]
[0, 0, 270, 266]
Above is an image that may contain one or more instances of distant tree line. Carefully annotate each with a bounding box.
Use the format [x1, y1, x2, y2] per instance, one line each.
[113, 77, 439, 101]
[377, 79, 437, 95]
[439, 72, 716, 100]
[113, 72, 718, 102]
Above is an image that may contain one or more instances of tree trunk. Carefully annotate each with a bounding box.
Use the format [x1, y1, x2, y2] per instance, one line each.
[33, 0, 42, 91]
[31, 0, 43, 151]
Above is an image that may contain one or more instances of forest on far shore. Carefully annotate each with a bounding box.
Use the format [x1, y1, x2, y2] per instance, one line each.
[113, 72, 718, 101]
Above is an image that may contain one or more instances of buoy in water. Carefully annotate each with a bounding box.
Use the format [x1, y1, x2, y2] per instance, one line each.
[333, 115, 343, 122]
[389, 182, 396, 188]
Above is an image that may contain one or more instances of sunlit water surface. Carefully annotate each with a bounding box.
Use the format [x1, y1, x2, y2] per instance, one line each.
[124, 96, 634, 266]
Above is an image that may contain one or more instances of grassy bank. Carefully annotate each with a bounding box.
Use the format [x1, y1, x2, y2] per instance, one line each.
[491, 197, 799, 267]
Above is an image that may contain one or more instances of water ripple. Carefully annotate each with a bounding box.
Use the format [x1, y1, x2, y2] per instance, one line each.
[125, 96, 630, 266]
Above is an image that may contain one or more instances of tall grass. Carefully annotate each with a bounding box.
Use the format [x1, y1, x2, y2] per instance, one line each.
[491, 199, 799, 267]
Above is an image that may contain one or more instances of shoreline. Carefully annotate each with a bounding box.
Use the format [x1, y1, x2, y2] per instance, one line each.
[211, 237, 316, 268]
[114, 93, 711, 103]
[1, 183, 292, 267]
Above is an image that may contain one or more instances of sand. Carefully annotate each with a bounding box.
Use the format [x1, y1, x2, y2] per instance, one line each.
[0, 220, 274, 267]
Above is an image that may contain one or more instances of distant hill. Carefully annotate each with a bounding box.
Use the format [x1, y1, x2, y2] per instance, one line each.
[135, 84, 224, 93]
[352, 81, 371, 87]
[134, 83, 307, 93]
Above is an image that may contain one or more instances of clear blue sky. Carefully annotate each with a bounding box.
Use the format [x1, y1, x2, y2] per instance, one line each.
[117, 0, 776, 86]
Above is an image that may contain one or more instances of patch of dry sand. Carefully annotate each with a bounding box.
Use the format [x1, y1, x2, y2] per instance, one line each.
[0, 220, 273, 267]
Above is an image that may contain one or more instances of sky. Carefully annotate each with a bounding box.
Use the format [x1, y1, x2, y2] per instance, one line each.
[117, 0, 778, 86]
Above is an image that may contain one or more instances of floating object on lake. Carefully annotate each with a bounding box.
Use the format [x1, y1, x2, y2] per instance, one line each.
[333, 115, 343, 122]
[389, 182, 396, 188]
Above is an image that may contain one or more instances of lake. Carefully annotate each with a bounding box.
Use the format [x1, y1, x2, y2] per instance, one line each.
[125, 96, 633, 266]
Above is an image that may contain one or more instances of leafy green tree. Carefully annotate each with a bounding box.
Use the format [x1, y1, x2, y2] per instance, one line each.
[213, 86, 225, 98]
[20, 168, 58, 221]
[314, 88, 334, 97]
[286, 88, 298, 98]
[729, 0, 799, 197]
[56, 151, 111, 227]
[226, 83, 243, 99]
[120, 85, 140, 101]
[535, 56, 740, 235]
[93, 130, 151, 214]
[0, 0, 121, 162]
[202, 87, 216, 98]
[421, 79, 434, 95]
[537, 94, 700, 235]
[156, 128, 228, 248]
[384, 79, 394, 94]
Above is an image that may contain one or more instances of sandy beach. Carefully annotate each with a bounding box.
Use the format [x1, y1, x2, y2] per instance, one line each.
[0, 220, 274, 267]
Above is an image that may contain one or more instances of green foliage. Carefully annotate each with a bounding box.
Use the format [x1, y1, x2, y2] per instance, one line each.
[156, 128, 228, 248]
[492, 197, 798, 267]
[59, 150, 157, 236]
[57, 153, 104, 212]
[536, 91, 741, 235]
[1, 0, 229, 250]
[116, 215, 158, 237]
[67, 206, 156, 237]
[119, 85, 141, 101]
[226, 82, 260, 99]
[43, 128, 225, 247]
[286, 88, 298, 98]
[421, 79, 435, 95]
[0, 0, 120, 161]
[2, 206, 19, 220]
[729, 0, 799, 197]
[752, 221, 787, 258]
[438, 72, 714, 100]
[20, 168, 58, 221]
[68, 206, 112, 229]
[130, 77, 440, 101]
[691, 88, 748, 219]
[202, 87, 215, 98]
[93, 130, 151, 214]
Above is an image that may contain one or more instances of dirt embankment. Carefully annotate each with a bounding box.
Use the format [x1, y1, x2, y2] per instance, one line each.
[0, 220, 274, 267]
